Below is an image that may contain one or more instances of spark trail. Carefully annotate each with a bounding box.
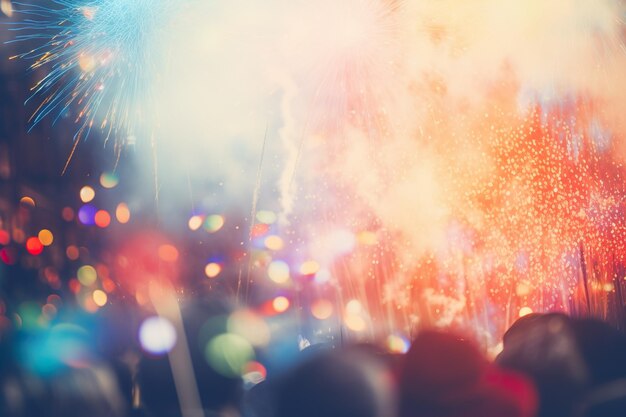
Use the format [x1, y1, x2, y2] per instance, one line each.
[9, 0, 180, 155]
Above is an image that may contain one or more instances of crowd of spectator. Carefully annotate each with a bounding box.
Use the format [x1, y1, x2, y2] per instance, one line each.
[2, 300, 626, 417]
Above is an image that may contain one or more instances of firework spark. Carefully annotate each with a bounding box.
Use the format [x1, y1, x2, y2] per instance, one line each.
[9, 0, 179, 159]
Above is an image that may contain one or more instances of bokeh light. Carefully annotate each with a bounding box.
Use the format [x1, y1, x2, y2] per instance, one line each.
[115, 203, 131, 224]
[344, 314, 367, 332]
[79, 186, 95, 203]
[205, 333, 255, 377]
[158, 244, 179, 262]
[61, 206, 75, 221]
[256, 210, 277, 224]
[344, 300, 367, 332]
[139, 316, 177, 355]
[25, 237, 43, 256]
[188, 215, 203, 231]
[66, 245, 80, 261]
[272, 296, 290, 313]
[386, 335, 411, 354]
[77, 204, 97, 225]
[0, 0, 11, 17]
[311, 299, 334, 320]
[264, 235, 284, 251]
[92, 289, 108, 307]
[77, 265, 97, 286]
[519, 307, 534, 317]
[38, 229, 54, 246]
[346, 299, 363, 315]
[94, 210, 111, 228]
[204, 215, 225, 233]
[0, 229, 9, 245]
[204, 262, 222, 278]
[19, 196, 35, 207]
[299, 260, 320, 276]
[268, 261, 290, 284]
[99, 172, 119, 188]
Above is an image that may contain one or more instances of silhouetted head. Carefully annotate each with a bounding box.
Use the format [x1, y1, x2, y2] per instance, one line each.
[400, 330, 537, 417]
[274, 347, 395, 417]
[498, 313, 587, 417]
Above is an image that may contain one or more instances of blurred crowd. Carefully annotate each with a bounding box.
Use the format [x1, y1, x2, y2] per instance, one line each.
[1, 297, 626, 417]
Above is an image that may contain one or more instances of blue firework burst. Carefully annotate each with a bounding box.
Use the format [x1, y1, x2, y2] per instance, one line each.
[8, 0, 180, 149]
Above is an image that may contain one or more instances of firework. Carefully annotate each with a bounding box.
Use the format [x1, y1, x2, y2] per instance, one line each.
[8, 0, 180, 153]
[267, 0, 626, 346]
